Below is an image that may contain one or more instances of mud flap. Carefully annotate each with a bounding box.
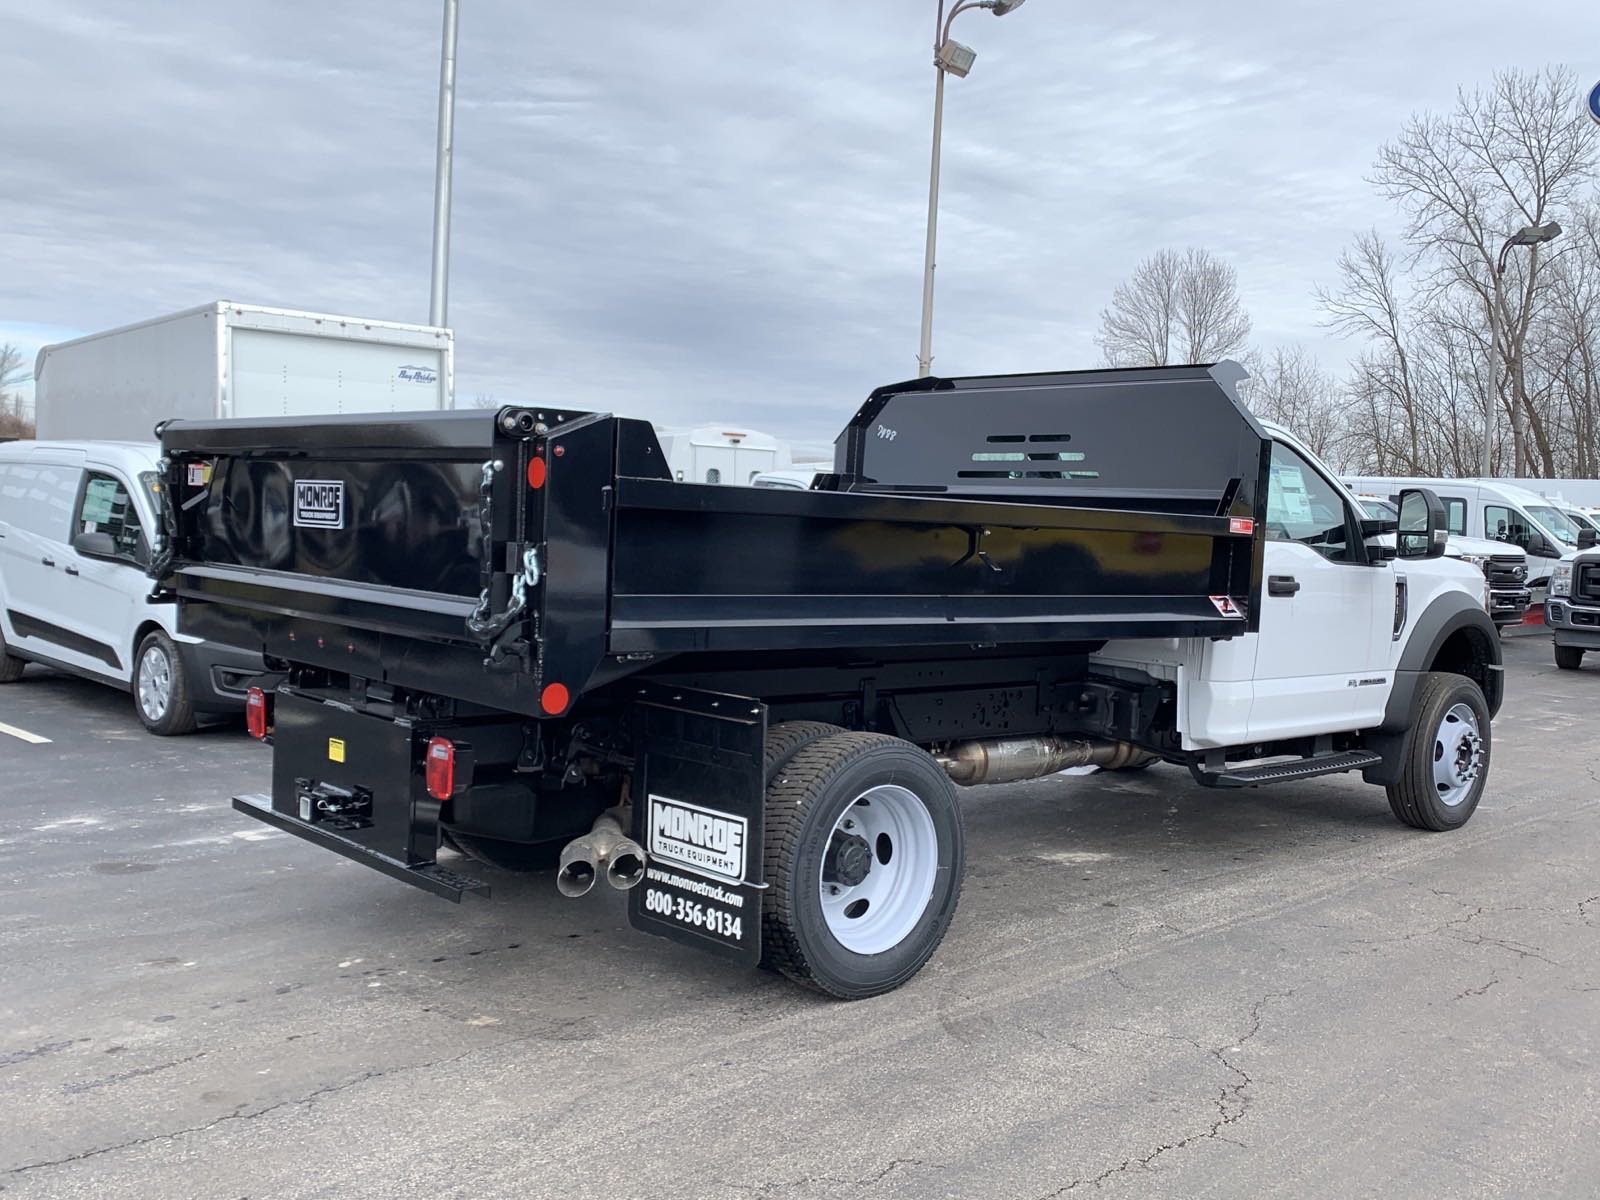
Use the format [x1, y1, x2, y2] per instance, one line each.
[627, 683, 767, 965]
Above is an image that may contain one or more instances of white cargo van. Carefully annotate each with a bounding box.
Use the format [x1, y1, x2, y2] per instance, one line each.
[1343, 476, 1580, 587]
[0, 441, 264, 733]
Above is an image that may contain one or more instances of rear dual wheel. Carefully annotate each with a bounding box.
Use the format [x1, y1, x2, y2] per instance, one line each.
[761, 726, 964, 999]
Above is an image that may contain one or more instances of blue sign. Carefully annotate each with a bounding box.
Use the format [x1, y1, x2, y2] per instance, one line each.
[1589, 79, 1600, 126]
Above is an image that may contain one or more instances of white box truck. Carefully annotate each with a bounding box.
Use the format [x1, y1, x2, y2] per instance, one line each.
[34, 302, 454, 441]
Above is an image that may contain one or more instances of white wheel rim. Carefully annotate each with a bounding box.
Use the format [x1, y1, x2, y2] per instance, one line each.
[818, 784, 939, 955]
[138, 645, 172, 720]
[1432, 702, 1483, 807]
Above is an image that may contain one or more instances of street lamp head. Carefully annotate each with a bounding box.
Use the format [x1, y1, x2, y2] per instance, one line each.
[1510, 221, 1563, 246]
[991, 0, 1028, 13]
[937, 38, 977, 77]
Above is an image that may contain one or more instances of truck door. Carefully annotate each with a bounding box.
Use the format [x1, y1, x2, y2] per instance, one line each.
[52, 469, 149, 684]
[1247, 440, 1391, 740]
[1486, 503, 1564, 587]
[0, 454, 94, 668]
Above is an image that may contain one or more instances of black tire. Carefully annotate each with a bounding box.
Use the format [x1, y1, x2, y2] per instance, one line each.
[0, 625, 24, 683]
[133, 630, 197, 736]
[1555, 644, 1585, 671]
[440, 829, 564, 871]
[1386, 672, 1490, 832]
[760, 732, 964, 999]
[764, 720, 844, 782]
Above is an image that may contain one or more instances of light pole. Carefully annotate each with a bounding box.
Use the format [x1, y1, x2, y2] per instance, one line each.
[1482, 220, 1561, 475]
[429, 0, 461, 328]
[916, 0, 1026, 377]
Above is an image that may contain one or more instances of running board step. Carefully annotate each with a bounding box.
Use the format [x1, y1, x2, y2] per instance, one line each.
[1193, 750, 1383, 789]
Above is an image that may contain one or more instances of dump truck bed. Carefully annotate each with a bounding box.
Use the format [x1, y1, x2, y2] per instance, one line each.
[155, 363, 1270, 717]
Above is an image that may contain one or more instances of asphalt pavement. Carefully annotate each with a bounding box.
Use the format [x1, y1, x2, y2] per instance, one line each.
[3, 635, 1599, 1199]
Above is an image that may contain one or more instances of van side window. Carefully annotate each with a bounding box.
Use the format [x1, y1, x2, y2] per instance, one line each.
[1443, 498, 1467, 536]
[1485, 504, 1528, 549]
[1265, 442, 1353, 560]
[4, 462, 82, 540]
[77, 472, 146, 565]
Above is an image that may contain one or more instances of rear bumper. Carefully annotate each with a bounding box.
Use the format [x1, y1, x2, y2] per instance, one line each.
[234, 794, 489, 901]
[176, 639, 273, 714]
[1546, 600, 1600, 648]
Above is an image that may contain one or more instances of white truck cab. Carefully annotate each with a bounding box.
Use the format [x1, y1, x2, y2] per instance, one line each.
[0, 440, 264, 733]
[1102, 423, 1500, 776]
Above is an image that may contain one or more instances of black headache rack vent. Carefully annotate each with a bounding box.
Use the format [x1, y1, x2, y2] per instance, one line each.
[832, 361, 1267, 521]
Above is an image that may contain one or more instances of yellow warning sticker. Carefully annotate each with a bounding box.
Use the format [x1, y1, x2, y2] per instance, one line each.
[328, 737, 346, 763]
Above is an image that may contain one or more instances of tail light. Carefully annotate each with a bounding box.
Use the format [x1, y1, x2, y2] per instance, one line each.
[425, 737, 456, 800]
[245, 687, 271, 740]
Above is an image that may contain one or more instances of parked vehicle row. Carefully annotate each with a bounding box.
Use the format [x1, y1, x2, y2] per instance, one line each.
[1350, 495, 1531, 630]
[1344, 475, 1579, 589]
[0, 440, 266, 733]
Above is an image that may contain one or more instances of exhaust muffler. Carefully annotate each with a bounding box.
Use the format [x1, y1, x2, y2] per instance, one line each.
[556, 810, 647, 898]
[936, 736, 1155, 787]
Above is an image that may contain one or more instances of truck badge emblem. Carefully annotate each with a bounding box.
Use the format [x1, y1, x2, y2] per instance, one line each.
[294, 480, 345, 530]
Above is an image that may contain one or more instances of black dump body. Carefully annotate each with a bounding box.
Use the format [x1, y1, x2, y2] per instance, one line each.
[154, 363, 1270, 719]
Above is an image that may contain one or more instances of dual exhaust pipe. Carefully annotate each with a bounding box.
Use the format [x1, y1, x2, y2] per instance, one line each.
[557, 811, 646, 898]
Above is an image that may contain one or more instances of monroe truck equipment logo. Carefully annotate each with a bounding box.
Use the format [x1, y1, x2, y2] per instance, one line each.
[648, 794, 746, 882]
[293, 480, 345, 529]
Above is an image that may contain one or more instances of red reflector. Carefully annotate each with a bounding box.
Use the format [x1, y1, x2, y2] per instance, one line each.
[425, 737, 456, 801]
[540, 683, 570, 715]
[527, 456, 547, 489]
[1229, 517, 1255, 535]
[245, 687, 269, 740]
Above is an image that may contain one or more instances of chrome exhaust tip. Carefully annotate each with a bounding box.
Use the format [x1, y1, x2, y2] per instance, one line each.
[556, 810, 647, 896]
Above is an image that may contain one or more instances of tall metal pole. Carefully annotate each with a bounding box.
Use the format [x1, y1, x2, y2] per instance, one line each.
[428, 0, 460, 328]
[917, 4, 949, 377]
[917, 66, 947, 377]
[1483, 271, 1499, 476]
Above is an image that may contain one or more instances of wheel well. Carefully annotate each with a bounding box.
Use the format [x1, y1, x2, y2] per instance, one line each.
[131, 620, 165, 667]
[1429, 626, 1495, 700]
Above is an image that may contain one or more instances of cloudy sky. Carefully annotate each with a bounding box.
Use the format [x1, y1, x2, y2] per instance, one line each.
[2, 1, 1595, 446]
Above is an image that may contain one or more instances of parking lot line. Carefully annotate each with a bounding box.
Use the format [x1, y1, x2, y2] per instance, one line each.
[0, 721, 52, 745]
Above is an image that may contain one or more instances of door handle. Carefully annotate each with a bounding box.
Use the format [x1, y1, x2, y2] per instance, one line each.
[65, 565, 80, 576]
[1268, 575, 1300, 597]
[41, 556, 55, 568]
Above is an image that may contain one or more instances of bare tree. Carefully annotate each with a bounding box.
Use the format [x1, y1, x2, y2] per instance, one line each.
[0, 344, 33, 439]
[470, 392, 500, 409]
[0, 344, 23, 413]
[1096, 248, 1251, 367]
[1368, 66, 1598, 474]
[1240, 345, 1345, 464]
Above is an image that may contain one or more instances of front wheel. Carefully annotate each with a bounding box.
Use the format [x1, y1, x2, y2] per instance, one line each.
[1386, 673, 1490, 832]
[133, 630, 197, 735]
[761, 732, 964, 999]
[1555, 644, 1585, 671]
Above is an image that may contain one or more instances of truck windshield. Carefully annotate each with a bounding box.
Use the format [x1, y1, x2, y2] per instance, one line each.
[1526, 504, 1580, 546]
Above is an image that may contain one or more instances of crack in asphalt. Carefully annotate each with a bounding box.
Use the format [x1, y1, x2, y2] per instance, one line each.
[1036, 991, 1292, 1196]
[1452, 973, 1500, 1001]
[713, 1157, 930, 1197]
[0, 1039, 77, 1068]
[1579, 895, 1600, 926]
[3, 1035, 534, 1179]
[63, 1051, 209, 1095]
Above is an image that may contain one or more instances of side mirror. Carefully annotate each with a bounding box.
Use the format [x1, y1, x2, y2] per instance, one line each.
[1396, 487, 1447, 560]
[1580, 527, 1598, 551]
[73, 530, 119, 559]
